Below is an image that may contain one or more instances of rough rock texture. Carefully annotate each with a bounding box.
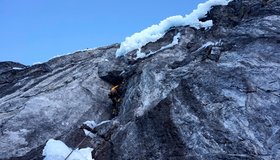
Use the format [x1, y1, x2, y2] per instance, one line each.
[1, 0, 280, 159]
[0, 45, 119, 159]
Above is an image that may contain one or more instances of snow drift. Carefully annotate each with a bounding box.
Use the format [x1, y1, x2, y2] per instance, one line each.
[116, 0, 232, 57]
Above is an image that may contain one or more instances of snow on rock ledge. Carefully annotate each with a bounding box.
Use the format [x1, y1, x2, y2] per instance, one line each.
[136, 32, 181, 59]
[116, 0, 232, 57]
[43, 139, 93, 160]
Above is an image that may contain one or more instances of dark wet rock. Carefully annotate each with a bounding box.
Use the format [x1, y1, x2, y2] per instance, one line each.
[1, 0, 280, 159]
[93, 141, 113, 160]
[93, 120, 119, 141]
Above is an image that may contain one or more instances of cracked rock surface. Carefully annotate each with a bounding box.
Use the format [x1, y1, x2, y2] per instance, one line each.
[1, 0, 280, 159]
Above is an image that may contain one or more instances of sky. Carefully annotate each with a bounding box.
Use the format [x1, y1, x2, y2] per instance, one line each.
[0, 0, 205, 65]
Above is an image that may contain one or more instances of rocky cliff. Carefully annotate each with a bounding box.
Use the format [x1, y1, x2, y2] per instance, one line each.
[1, 0, 280, 159]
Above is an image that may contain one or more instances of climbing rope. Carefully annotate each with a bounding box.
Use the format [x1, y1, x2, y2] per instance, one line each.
[64, 136, 88, 160]
[64, 83, 123, 159]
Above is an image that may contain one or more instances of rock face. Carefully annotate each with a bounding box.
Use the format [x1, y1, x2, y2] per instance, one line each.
[0, 46, 118, 159]
[1, 0, 280, 159]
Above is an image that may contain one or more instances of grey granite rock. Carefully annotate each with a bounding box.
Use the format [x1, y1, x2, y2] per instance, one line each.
[0, 0, 280, 160]
[0, 45, 118, 159]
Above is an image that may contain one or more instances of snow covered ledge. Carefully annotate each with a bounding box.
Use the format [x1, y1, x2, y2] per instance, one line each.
[116, 0, 232, 57]
[43, 139, 93, 160]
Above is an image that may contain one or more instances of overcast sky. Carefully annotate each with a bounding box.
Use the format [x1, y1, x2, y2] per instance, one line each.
[0, 0, 205, 65]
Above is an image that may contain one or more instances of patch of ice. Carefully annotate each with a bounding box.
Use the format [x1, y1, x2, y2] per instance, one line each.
[42, 139, 93, 160]
[194, 41, 221, 52]
[96, 120, 111, 127]
[135, 107, 146, 117]
[160, 32, 181, 50]
[136, 33, 181, 59]
[82, 120, 112, 138]
[201, 41, 217, 48]
[83, 121, 97, 128]
[12, 67, 24, 70]
[116, 0, 232, 57]
[82, 121, 97, 138]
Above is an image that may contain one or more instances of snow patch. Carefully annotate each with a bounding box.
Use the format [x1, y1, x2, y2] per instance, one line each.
[201, 41, 218, 48]
[160, 32, 181, 50]
[83, 121, 97, 138]
[194, 41, 221, 52]
[82, 120, 112, 138]
[48, 48, 96, 61]
[42, 139, 93, 160]
[51, 55, 63, 59]
[136, 33, 181, 59]
[83, 120, 97, 128]
[96, 120, 111, 127]
[12, 67, 24, 70]
[116, 0, 231, 57]
[33, 62, 42, 65]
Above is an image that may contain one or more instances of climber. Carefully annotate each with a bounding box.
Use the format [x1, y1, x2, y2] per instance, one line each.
[109, 84, 121, 116]
[109, 85, 121, 102]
